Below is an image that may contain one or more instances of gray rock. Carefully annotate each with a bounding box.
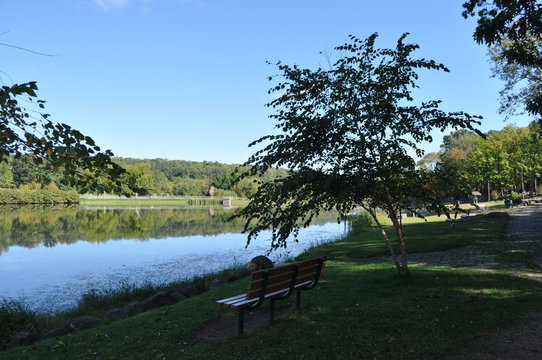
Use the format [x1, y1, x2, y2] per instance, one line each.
[209, 276, 228, 290]
[169, 292, 188, 302]
[179, 283, 204, 297]
[124, 301, 145, 315]
[247, 255, 274, 270]
[7, 332, 36, 348]
[193, 280, 206, 293]
[67, 316, 103, 332]
[143, 291, 175, 310]
[42, 327, 69, 339]
[106, 307, 127, 321]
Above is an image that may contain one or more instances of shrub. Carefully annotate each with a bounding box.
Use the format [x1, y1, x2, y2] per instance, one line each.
[0, 189, 79, 204]
[348, 212, 376, 231]
[490, 190, 499, 201]
[510, 191, 520, 199]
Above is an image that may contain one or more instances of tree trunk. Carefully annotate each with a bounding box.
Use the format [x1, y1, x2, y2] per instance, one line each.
[364, 206, 402, 274]
[389, 212, 410, 277]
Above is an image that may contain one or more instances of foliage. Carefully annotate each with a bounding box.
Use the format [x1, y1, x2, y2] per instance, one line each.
[0, 82, 125, 193]
[120, 163, 156, 196]
[490, 189, 499, 200]
[462, 0, 542, 66]
[0, 299, 44, 348]
[489, 36, 542, 119]
[347, 212, 376, 230]
[435, 123, 542, 200]
[0, 188, 78, 205]
[462, 0, 542, 121]
[238, 33, 482, 276]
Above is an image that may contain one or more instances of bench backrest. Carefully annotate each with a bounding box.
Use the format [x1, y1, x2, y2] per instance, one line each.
[245, 257, 326, 301]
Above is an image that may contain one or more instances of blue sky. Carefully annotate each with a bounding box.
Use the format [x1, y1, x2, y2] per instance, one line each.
[1, 0, 532, 164]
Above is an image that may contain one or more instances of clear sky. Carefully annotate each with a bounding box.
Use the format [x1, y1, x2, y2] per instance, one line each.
[1, 0, 532, 164]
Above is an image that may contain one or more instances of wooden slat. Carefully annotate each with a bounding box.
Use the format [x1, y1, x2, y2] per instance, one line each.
[216, 294, 245, 305]
[247, 271, 295, 292]
[216, 257, 327, 309]
[250, 264, 295, 281]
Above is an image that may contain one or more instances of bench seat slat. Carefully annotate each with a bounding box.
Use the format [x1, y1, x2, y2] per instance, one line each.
[217, 280, 315, 309]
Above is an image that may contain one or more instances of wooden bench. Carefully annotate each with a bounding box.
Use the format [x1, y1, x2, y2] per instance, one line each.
[216, 257, 327, 336]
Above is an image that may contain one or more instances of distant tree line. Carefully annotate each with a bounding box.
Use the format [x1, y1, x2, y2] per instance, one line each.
[0, 156, 289, 198]
[418, 122, 542, 201]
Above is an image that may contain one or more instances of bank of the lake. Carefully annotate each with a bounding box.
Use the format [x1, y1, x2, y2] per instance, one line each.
[3, 209, 542, 359]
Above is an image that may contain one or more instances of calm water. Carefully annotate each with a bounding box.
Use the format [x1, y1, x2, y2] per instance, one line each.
[0, 206, 346, 312]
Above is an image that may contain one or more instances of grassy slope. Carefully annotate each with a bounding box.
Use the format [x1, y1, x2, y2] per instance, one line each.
[3, 214, 541, 360]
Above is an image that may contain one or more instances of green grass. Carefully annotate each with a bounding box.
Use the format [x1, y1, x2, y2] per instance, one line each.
[2, 263, 541, 360]
[3, 212, 540, 360]
[299, 215, 505, 261]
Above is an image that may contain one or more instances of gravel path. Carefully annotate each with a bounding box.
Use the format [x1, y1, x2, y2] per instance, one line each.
[406, 205, 542, 280]
[440, 204, 542, 360]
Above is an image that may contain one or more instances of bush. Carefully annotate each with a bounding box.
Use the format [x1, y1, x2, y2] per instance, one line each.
[490, 190, 499, 201]
[510, 191, 520, 199]
[348, 212, 376, 231]
[0, 189, 79, 204]
[0, 299, 44, 346]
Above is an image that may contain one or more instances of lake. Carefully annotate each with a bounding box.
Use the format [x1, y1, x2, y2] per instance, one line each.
[0, 205, 347, 313]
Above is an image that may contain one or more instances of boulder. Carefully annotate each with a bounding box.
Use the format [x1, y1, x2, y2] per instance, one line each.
[124, 301, 145, 315]
[106, 308, 127, 321]
[67, 316, 103, 332]
[193, 280, 206, 293]
[179, 282, 204, 298]
[246, 255, 274, 271]
[209, 276, 228, 290]
[143, 291, 175, 310]
[169, 292, 188, 302]
[6, 332, 36, 348]
[41, 327, 69, 339]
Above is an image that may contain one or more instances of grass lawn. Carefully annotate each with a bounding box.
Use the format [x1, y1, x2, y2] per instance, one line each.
[300, 214, 506, 260]
[3, 212, 541, 360]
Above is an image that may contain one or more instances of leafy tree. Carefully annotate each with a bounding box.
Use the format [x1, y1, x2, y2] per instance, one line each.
[489, 37, 542, 120]
[462, 0, 542, 120]
[237, 33, 482, 276]
[0, 82, 124, 193]
[232, 177, 260, 198]
[0, 162, 15, 188]
[120, 163, 156, 196]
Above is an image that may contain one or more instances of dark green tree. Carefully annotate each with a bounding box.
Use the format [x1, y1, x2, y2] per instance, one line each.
[462, 0, 542, 120]
[237, 33, 482, 276]
[0, 82, 124, 193]
[489, 37, 542, 119]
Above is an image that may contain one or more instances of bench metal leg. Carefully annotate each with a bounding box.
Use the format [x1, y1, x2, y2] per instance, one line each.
[238, 308, 245, 336]
[296, 289, 301, 312]
[269, 299, 276, 326]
